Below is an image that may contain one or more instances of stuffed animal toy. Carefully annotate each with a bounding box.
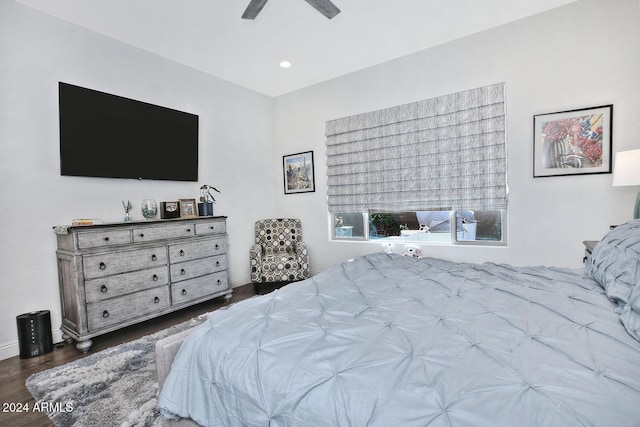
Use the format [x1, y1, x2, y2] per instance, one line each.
[381, 242, 393, 254]
[403, 244, 422, 258]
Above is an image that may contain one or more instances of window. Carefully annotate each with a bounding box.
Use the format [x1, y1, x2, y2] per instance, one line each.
[332, 213, 367, 240]
[331, 210, 505, 244]
[457, 210, 503, 242]
[372, 211, 453, 244]
[325, 83, 507, 246]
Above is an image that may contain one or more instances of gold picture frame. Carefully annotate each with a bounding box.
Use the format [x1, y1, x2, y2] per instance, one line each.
[179, 199, 198, 218]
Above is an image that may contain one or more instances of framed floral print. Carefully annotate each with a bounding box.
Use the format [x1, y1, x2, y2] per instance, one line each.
[533, 105, 612, 177]
[283, 151, 315, 194]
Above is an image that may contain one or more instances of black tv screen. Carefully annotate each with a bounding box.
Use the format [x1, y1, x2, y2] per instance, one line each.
[59, 82, 198, 181]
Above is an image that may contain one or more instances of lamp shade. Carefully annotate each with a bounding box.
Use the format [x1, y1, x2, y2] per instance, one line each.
[612, 149, 640, 186]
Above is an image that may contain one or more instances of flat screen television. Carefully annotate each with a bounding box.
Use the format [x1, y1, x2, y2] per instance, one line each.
[59, 82, 198, 181]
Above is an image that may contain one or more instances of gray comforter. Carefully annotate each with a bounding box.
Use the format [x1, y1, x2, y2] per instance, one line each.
[158, 252, 640, 426]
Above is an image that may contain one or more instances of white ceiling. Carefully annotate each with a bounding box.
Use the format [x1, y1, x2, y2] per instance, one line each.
[16, 0, 578, 97]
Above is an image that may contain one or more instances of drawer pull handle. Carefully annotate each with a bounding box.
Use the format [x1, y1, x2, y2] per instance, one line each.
[100, 285, 108, 293]
[139, 233, 145, 238]
[216, 261, 221, 267]
[179, 250, 185, 256]
[152, 274, 159, 281]
[210, 226, 215, 230]
[217, 279, 222, 286]
[99, 262, 107, 270]
[180, 268, 186, 275]
[154, 296, 160, 303]
[104, 236, 110, 241]
[186, 228, 191, 233]
[181, 289, 187, 296]
[102, 310, 109, 318]
[215, 244, 220, 250]
[151, 254, 157, 261]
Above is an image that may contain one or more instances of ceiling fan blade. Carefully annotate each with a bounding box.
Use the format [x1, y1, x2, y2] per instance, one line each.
[303, 0, 341, 19]
[242, 0, 269, 20]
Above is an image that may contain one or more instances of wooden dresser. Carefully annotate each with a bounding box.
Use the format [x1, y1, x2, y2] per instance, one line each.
[54, 216, 232, 352]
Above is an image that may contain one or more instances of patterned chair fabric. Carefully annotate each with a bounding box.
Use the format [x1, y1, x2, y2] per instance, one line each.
[250, 218, 310, 283]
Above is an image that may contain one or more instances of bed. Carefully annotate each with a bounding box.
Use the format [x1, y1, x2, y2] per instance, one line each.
[156, 220, 640, 426]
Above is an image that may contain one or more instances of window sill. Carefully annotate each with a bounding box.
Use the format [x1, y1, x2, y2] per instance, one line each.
[332, 235, 506, 247]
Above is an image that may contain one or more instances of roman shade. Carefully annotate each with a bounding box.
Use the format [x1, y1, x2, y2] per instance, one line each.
[325, 83, 507, 213]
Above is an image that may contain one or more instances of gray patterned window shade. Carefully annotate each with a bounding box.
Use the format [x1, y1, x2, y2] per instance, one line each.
[325, 83, 507, 214]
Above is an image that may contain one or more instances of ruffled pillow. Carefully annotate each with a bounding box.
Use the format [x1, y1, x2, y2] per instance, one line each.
[586, 219, 640, 340]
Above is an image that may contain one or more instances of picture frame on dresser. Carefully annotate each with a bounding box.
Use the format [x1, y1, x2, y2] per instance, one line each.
[161, 201, 180, 219]
[179, 199, 198, 218]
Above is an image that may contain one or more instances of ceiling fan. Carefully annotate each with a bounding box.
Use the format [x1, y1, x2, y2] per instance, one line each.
[242, 0, 341, 20]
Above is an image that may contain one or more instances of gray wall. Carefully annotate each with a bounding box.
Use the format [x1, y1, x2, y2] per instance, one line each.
[0, 0, 276, 359]
[271, 0, 640, 273]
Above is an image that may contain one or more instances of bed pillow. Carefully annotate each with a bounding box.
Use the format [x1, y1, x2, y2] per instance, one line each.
[621, 285, 640, 341]
[586, 219, 640, 309]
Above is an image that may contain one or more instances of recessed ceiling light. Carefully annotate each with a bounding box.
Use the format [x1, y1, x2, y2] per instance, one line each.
[279, 61, 292, 68]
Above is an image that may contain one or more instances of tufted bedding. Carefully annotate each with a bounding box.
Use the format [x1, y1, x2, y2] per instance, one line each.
[158, 221, 640, 426]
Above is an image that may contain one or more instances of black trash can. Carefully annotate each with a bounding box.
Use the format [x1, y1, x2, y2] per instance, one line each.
[16, 310, 53, 359]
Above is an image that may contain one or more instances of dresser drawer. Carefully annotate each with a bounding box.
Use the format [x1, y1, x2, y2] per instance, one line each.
[169, 237, 226, 262]
[83, 247, 167, 279]
[171, 271, 229, 305]
[77, 229, 131, 249]
[170, 254, 227, 283]
[87, 286, 170, 330]
[132, 223, 195, 243]
[85, 266, 169, 303]
[195, 220, 226, 235]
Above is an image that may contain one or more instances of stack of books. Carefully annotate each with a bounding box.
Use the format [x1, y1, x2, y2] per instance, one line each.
[71, 219, 104, 226]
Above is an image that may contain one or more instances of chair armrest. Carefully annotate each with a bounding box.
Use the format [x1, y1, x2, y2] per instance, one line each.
[296, 242, 310, 279]
[295, 241, 308, 255]
[250, 244, 263, 282]
[250, 244, 263, 259]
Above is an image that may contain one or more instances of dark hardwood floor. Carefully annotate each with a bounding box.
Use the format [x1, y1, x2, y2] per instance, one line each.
[0, 283, 267, 427]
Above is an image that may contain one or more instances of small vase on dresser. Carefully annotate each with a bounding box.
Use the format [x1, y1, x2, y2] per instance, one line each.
[198, 202, 214, 216]
[141, 199, 158, 219]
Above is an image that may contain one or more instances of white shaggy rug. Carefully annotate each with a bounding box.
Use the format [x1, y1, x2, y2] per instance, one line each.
[25, 313, 211, 427]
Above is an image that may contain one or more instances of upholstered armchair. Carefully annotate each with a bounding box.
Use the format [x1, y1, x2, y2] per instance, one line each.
[250, 218, 310, 283]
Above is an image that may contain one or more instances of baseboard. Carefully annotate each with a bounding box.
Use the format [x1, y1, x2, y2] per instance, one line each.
[231, 274, 252, 288]
[0, 330, 64, 361]
[0, 341, 18, 361]
[52, 329, 64, 344]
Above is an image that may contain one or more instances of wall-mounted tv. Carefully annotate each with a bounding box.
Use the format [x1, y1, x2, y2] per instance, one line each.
[59, 82, 198, 181]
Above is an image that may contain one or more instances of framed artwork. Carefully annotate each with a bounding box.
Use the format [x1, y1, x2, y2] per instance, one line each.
[160, 201, 180, 219]
[283, 151, 315, 194]
[178, 199, 198, 218]
[533, 105, 612, 177]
